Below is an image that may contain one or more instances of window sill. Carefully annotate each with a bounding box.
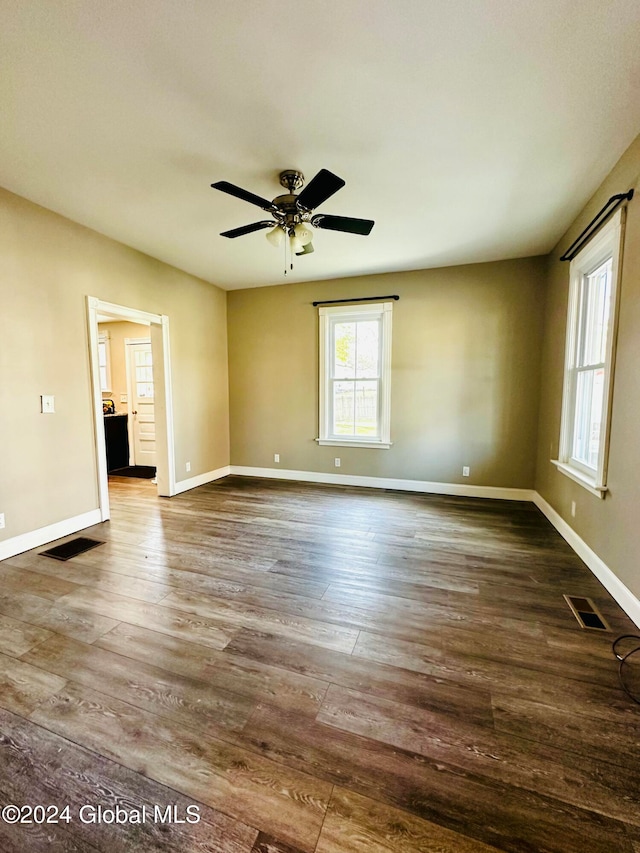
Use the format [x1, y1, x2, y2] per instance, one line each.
[317, 439, 392, 449]
[551, 460, 607, 498]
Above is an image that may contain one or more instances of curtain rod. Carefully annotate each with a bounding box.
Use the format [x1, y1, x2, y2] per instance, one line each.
[312, 295, 400, 307]
[560, 189, 634, 262]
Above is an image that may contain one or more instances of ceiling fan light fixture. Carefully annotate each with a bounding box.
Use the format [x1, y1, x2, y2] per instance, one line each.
[296, 241, 314, 256]
[265, 225, 285, 247]
[294, 222, 314, 245]
[290, 233, 304, 255]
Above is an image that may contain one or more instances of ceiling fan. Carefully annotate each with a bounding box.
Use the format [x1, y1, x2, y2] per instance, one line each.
[211, 168, 374, 256]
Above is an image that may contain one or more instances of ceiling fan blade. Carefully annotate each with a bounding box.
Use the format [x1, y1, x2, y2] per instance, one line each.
[212, 181, 275, 212]
[220, 221, 275, 238]
[311, 214, 374, 235]
[296, 169, 345, 211]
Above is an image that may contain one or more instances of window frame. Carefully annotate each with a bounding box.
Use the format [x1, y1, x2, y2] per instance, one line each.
[554, 208, 625, 497]
[317, 301, 393, 449]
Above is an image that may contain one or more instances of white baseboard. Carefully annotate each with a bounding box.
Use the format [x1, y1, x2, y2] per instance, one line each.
[0, 509, 103, 561]
[229, 465, 535, 501]
[533, 492, 640, 629]
[173, 466, 231, 495]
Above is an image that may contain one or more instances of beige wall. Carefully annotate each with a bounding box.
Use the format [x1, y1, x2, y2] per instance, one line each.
[228, 258, 547, 487]
[536, 133, 640, 600]
[0, 187, 229, 542]
[98, 321, 151, 414]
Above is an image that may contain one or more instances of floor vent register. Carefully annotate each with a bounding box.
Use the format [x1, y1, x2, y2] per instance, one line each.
[564, 594, 610, 631]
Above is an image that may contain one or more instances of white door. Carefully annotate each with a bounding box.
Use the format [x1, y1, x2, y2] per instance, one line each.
[128, 342, 156, 466]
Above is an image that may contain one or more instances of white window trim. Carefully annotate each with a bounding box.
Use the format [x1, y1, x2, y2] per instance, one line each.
[553, 208, 625, 497]
[317, 301, 393, 449]
[316, 439, 393, 449]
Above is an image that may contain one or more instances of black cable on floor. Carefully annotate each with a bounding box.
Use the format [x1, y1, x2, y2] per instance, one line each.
[612, 635, 640, 706]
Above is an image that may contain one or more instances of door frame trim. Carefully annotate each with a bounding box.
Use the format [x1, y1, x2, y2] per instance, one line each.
[87, 297, 176, 521]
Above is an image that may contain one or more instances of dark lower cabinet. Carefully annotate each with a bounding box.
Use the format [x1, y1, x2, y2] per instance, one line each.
[104, 414, 129, 472]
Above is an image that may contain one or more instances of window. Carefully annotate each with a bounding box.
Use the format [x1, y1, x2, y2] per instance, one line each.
[98, 332, 111, 392]
[555, 209, 624, 496]
[318, 302, 392, 448]
[134, 346, 154, 399]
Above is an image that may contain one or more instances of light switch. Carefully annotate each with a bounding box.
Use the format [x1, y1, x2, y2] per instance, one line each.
[41, 395, 55, 413]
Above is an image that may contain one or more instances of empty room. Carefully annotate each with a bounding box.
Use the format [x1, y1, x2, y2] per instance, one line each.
[1, 2, 640, 852]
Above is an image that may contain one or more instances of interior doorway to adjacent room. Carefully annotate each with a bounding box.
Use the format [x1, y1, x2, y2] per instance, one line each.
[87, 297, 176, 522]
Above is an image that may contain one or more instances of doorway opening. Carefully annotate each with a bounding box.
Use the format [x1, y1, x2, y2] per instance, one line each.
[87, 297, 176, 521]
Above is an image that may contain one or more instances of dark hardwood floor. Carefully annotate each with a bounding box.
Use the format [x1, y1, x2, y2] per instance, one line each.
[1, 475, 639, 852]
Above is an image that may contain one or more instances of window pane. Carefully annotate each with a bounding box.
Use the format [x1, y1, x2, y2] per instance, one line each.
[579, 259, 611, 367]
[98, 340, 109, 390]
[572, 368, 604, 469]
[134, 349, 152, 366]
[333, 380, 355, 434]
[334, 323, 356, 378]
[137, 382, 154, 398]
[136, 365, 153, 381]
[356, 321, 380, 378]
[355, 380, 379, 435]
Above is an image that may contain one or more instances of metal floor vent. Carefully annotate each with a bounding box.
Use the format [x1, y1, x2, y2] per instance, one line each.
[40, 537, 104, 561]
[564, 595, 610, 631]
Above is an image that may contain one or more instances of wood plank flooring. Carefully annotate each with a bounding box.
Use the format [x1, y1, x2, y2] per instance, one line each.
[1, 474, 639, 852]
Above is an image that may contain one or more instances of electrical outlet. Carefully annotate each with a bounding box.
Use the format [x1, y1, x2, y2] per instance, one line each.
[186, 461, 191, 473]
[0, 513, 5, 530]
[462, 466, 470, 477]
[41, 395, 55, 413]
[571, 500, 576, 518]
[334, 458, 341, 468]
[274, 453, 280, 463]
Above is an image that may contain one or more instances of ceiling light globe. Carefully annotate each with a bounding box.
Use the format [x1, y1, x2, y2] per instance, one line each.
[294, 222, 314, 245]
[290, 234, 304, 254]
[266, 225, 284, 247]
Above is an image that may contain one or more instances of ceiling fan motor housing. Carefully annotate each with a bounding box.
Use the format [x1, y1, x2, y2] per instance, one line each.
[272, 191, 312, 233]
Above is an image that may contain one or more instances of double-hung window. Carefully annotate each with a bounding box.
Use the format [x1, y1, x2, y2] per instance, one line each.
[555, 209, 624, 496]
[98, 332, 112, 392]
[318, 301, 392, 448]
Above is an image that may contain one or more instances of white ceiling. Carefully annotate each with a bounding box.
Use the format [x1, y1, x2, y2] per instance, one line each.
[1, 1, 640, 290]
